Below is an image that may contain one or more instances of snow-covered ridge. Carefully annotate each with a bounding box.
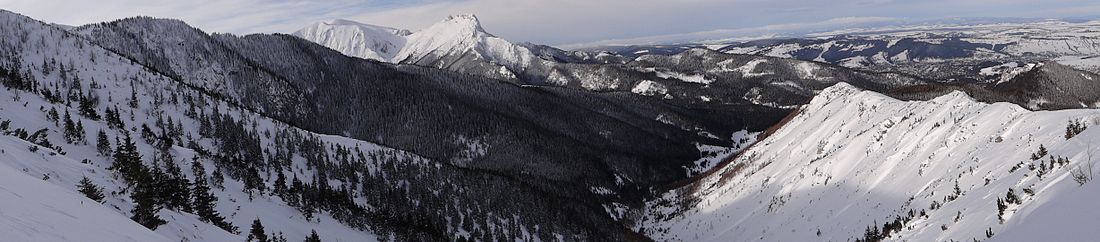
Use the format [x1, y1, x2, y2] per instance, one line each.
[392, 13, 493, 63]
[295, 14, 547, 79]
[293, 19, 411, 61]
[641, 82, 1100, 241]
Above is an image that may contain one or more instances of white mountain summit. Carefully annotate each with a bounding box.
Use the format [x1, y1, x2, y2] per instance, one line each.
[295, 14, 546, 80]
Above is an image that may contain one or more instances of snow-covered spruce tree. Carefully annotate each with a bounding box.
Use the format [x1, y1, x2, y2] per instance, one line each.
[996, 198, 1007, 222]
[1031, 145, 1049, 160]
[76, 176, 105, 203]
[1067, 120, 1078, 139]
[1005, 188, 1021, 204]
[247, 218, 268, 242]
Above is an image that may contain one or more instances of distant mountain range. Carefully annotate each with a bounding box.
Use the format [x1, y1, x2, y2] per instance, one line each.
[582, 19, 1100, 79]
[1, 9, 1100, 242]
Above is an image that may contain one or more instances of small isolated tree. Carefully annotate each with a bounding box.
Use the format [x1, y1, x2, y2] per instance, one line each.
[1072, 166, 1092, 185]
[304, 230, 321, 242]
[1072, 144, 1095, 185]
[77, 176, 105, 202]
[248, 218, 269, 242]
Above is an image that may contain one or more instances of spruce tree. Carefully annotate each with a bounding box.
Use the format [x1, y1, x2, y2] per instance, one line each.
[47, 107, 59, 125]
[111, 135, 144, 185]
[247, 218, 269, 242]
[77, 88, 100, 120]
[74, 120, 85, 144]
[304, 230, 321, 242]
[191, 161, 236, 233]
[62, 110, 77, 144]
[273, 170, 288, 197]
[211, 167, 225, 189]
[129, 83, 139, 109]
[130, 166, 166, 230]
[105, 106, 125, 130]
[156, 150, 191, 212]
[96, 130, 111, 157]
[76, 176, 105, 202]
[109, 133, 165, 229]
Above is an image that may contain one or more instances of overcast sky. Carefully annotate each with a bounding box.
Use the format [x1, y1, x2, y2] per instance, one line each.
[3, 0, 1099, 47]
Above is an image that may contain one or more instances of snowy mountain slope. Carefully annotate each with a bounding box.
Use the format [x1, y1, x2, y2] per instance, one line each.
[79, 16, 762, 186]
[987, 62, 1100, 109]
[0, 138, 169, 242]
[72, 17, 309, 117]
[293, 19, 410, 61]
[292, 14, 932, 116]
[56, 11, 781, 240]
[0, 9, 485, 241]
[627, 48, 925, 109]
[295, 14, 560, 81]
[640, 82, 1100, 241]
[887, 61, 1100, 111]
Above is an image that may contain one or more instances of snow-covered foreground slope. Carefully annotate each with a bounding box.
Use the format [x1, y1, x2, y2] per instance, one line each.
[0, 137, 167, 242]
[641, 82, 1100, 241]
